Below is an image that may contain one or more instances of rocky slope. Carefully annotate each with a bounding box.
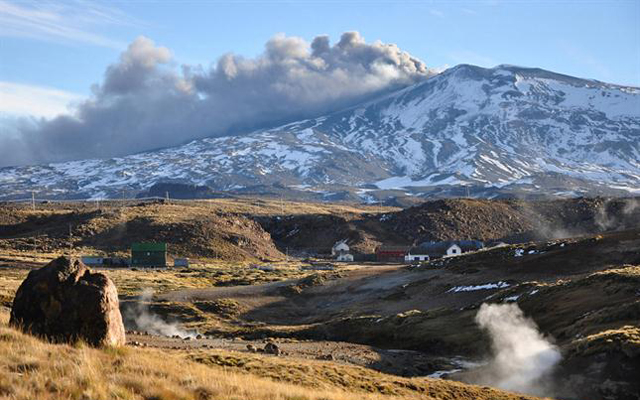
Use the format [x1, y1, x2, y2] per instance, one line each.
[382, 196, 640, 244]
[0, 64, 638, 200]
[264, 197, 640, 254]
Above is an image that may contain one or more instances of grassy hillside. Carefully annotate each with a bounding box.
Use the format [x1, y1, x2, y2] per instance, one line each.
[1, 197, 637, 259]
[259, 197, 640, 254]
[0, 198, 398, 261]
[0, 309, 542, 400]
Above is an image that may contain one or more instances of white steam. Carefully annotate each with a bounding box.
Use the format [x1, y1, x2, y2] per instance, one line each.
[595, 198, 639, 231]
[125, 289, 197, 339]
[474, 303, 561, 396]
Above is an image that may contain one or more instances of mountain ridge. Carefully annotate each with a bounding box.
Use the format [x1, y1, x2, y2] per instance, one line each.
[1, 64, 639, 201]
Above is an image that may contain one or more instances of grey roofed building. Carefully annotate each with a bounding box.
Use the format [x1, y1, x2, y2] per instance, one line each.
[416, 240, 484, 258]
[456, 240, 485, 252]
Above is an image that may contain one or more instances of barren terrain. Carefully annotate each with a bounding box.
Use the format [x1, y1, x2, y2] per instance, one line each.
[1, 197, 639, 400]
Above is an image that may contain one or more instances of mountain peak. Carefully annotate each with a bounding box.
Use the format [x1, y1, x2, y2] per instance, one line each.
[0, 64, 638, 201]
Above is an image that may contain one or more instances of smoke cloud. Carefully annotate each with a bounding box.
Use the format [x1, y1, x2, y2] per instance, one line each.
[473, 303, 561, 396]
[0, 32, 433, 167]
[124, 289, 197, 339]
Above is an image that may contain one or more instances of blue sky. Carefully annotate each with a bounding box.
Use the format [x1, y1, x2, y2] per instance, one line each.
[0, 0, 639, 119]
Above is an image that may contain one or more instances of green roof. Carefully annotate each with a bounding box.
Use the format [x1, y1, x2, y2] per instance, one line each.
[131, 242, 167, 252]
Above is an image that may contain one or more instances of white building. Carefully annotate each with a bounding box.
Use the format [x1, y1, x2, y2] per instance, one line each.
[332, 240, 353, 262]
[415, 240, 484, 259]
[445, 244, 462, 256]
[404, 253, 429, 262]
[331, 240, 350, 256]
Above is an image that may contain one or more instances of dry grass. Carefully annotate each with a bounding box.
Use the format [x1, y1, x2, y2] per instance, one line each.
[175, 198, 398, 217]
[568, 325, 640, 358]
[0, 266, 29, 307]
[186, 349, 544, 399]
[0, 308, 543, 400]
[0, 250, 321, 297]
[106, 261, 315, 296]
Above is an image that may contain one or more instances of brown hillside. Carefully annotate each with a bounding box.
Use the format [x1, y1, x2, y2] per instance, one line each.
[1, 196, 638, 259]
[382, 197, 640, 244]
[0, 201, 283, 261]
[263, 197, 640, 254]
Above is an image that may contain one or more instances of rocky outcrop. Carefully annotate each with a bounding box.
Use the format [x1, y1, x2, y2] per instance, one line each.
[10, 256, 125, 346]
[264, 342, 280, 356]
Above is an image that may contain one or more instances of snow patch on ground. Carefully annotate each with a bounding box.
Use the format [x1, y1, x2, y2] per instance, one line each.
[447, 282, 510, 293]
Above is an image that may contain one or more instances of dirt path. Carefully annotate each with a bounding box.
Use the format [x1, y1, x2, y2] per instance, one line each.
[157, 265, 410, 311]
[159, 279, 292, 301]
[126, 331, 461, 377]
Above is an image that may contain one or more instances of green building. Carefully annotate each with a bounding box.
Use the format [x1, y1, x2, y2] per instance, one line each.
[131, 242, 167, 267]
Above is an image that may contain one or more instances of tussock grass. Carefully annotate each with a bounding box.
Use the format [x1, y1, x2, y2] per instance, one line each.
[0, 321, 392, 400]
[0, 256, 318, 298]
[0, 308, 543, 400]
[191, 198, 398, 217]
[187, 349, 545, 399]
[106, 263, 311, 296]
[568, 325, 640, 358]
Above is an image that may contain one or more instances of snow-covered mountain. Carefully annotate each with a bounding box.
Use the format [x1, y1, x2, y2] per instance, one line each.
[1, 64, 639, 201]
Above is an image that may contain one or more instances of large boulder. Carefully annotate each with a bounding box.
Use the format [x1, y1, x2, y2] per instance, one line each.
[10, 256, 126, 346]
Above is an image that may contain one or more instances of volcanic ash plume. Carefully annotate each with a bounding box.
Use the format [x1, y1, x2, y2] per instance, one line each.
[1, 32, 434, 167]
[474, 303, 561, 396]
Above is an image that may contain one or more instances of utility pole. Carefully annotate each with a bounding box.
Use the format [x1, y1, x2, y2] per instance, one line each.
[31, 191, 35, 211]
[165, 191, 169, 202]
[69, 224, 73, 253]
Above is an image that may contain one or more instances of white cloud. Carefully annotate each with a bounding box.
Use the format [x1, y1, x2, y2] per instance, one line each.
[0, 0, 139, 49]
[0, 81, 83, 119]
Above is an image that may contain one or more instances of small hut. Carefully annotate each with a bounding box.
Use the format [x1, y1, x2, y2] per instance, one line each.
[131, 242, 167, 267]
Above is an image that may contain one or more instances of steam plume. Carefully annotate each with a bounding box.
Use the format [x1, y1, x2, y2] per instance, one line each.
[124, 289, 197, 339]
[474, 303, 561, 396]
[595, 198, 639, 231]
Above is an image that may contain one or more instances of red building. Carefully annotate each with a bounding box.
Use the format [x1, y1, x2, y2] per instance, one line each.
[375, 246, 410, 263]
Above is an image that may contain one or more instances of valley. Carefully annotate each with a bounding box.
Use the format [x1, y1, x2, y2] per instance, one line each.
[1, 197, 638, 400]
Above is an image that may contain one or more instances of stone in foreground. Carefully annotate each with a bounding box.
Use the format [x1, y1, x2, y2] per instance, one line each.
[10, 256, 126, 346]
